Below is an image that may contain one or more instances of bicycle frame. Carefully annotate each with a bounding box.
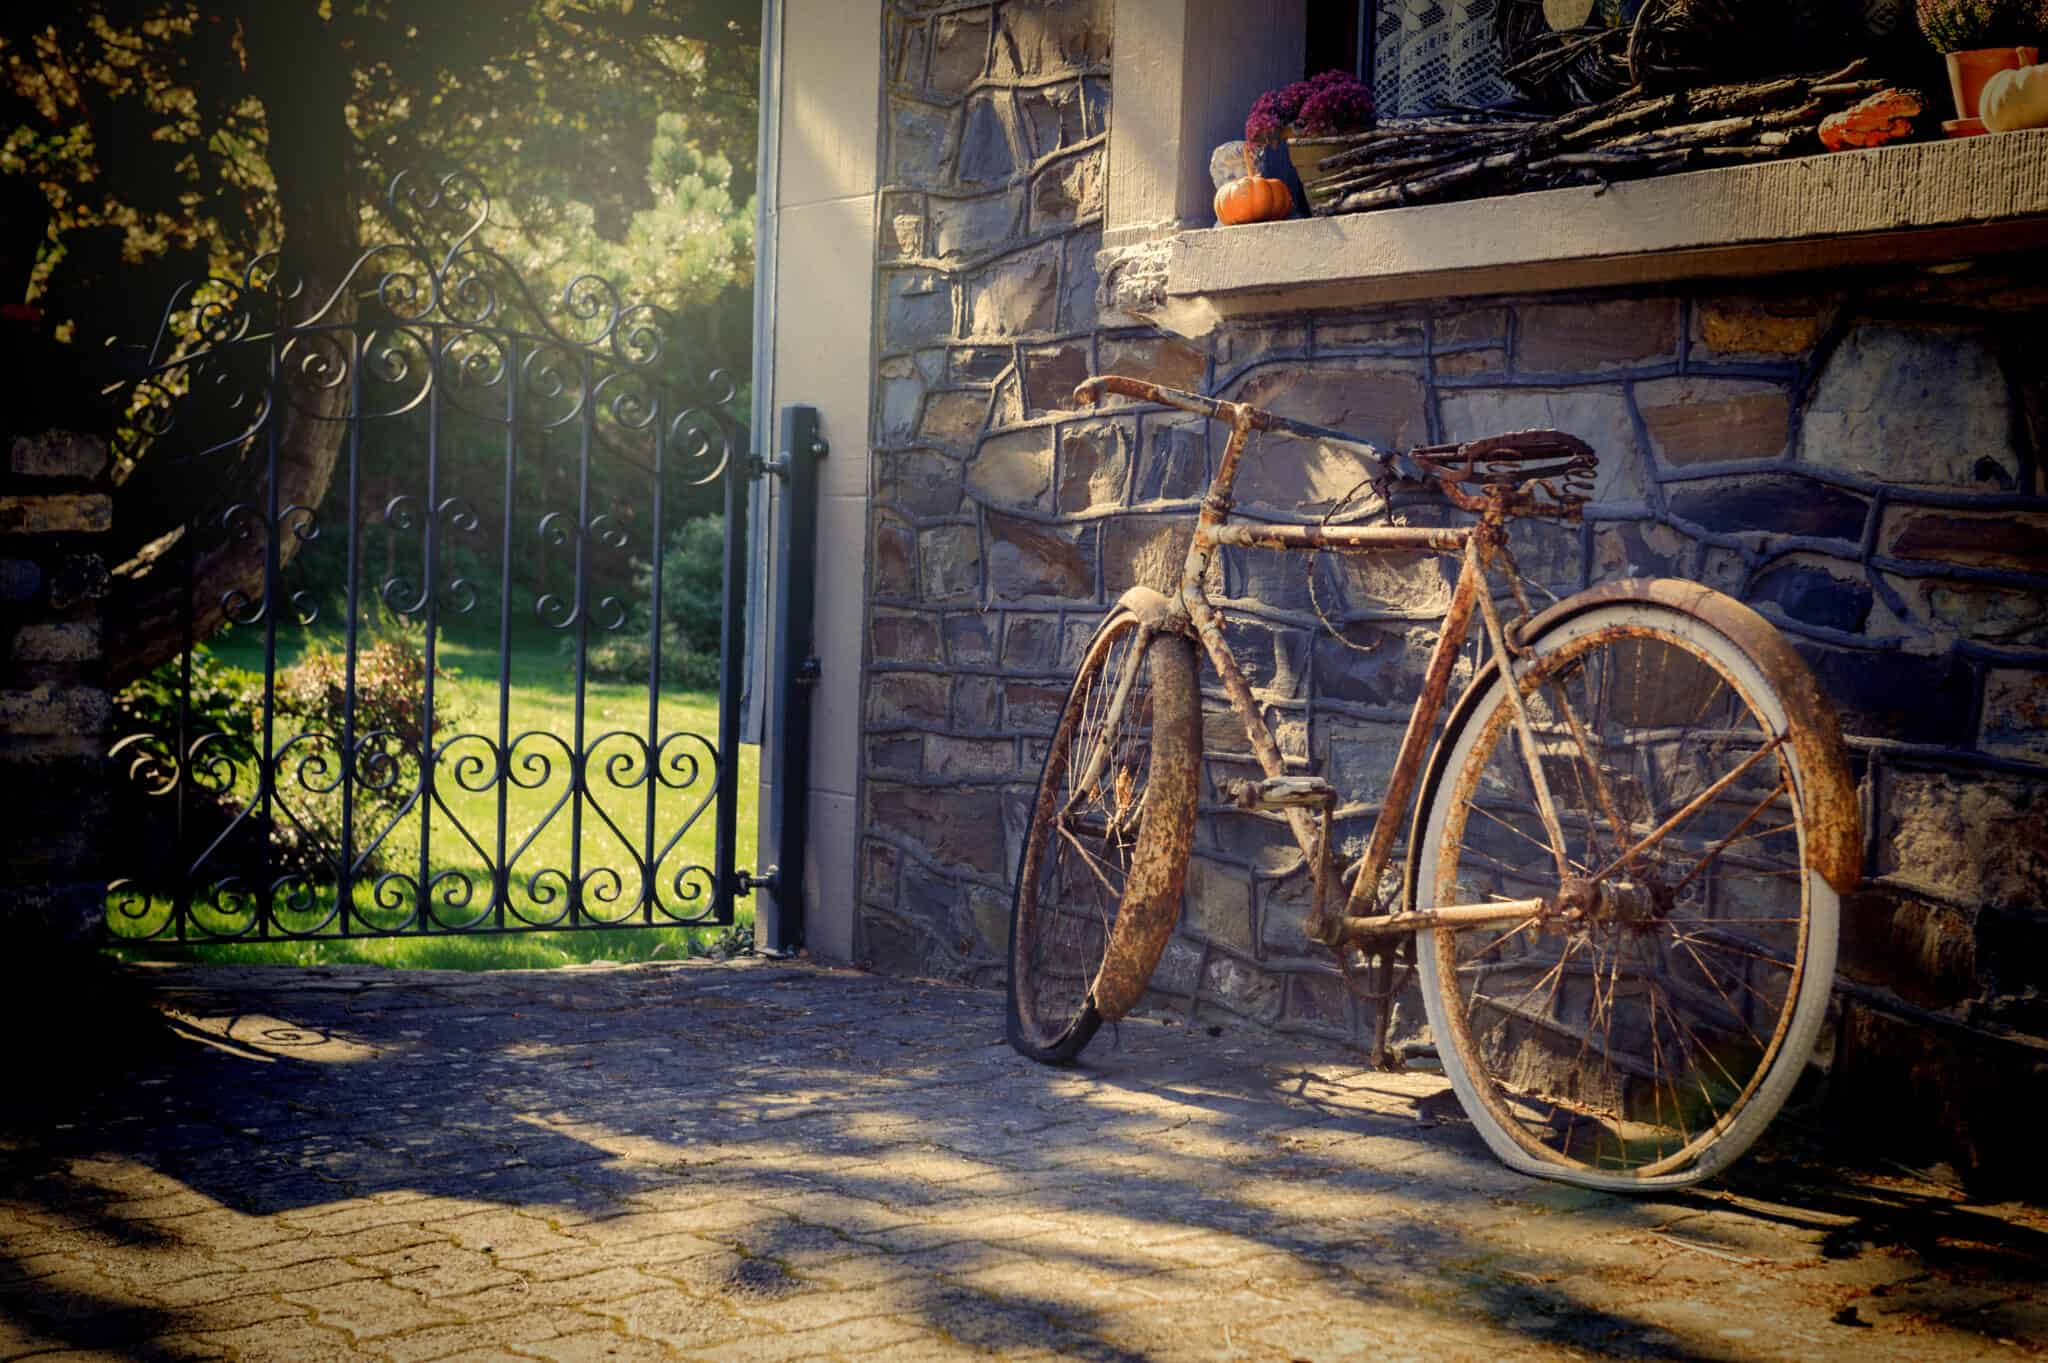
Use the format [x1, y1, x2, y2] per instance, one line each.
[1074, 374, 1571, 950]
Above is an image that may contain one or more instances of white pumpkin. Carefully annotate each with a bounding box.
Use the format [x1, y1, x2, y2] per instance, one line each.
[1981, 63, 2048, 133]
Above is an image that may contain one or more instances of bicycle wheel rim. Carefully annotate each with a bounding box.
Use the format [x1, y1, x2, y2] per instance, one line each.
[1009, 613, 1156, 1058]
[1414, 603, 1837, 1187]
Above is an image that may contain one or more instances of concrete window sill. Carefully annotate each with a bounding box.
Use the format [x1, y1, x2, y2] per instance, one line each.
[1137, 131, 2048, 335]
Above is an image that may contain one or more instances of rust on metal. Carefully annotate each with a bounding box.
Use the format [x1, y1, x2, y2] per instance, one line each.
[1204, 523, 1469, 554]
[1508, 577, 1862, 895]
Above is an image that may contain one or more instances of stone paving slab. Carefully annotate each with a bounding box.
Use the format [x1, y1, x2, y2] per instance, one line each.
[1, 958, 2043, 1362]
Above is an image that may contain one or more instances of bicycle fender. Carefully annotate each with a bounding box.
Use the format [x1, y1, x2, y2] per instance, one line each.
[1091, 625, 1203, 1022]
[1112, 585, 1181, 632]
[1511, 578, 1860, 896]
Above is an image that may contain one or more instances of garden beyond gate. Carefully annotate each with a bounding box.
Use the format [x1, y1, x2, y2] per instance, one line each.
[104, 172, 759, 946]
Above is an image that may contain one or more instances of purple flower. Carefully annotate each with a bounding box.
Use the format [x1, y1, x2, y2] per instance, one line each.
[1245, 70, 1374, 144]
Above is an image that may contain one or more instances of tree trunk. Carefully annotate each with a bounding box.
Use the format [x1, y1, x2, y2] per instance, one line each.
[107, 2, 360, 689]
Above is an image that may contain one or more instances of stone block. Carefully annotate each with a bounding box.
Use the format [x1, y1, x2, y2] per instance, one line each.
[888, 97, 958, 188]
[942, 612, 996, 665]
[0, 495, 111, 535]
[10, 621, 102, 664]
[878, 368, 925, 446]
[916, 388, 988, 451]
[1438, 385, 1643, 506]
[1146, 934, 1203, 999]
[952, 674, 999, 729]
[870, 611, 943, 664]
[867, 782, 1008, 875]
[1284, 970, 1354, 1035]
[0, 557, 43, 603]
[1981, 668, 2048, 764]
[1838, 887, 1979, 1009]
[0, 684, 111, 736]
[861, 907, 940, 976]
[950, 347, 1012, 383]
[1062, 227, 1104, 331]
[862, 839, 900, 908]
[1884, 508, 2048, 574]
[1022, 342, 1089, 418]
[926, 7, 990, 96]
[985, 512, 1091, 602]
[47, 553, 108, 610]
[11, 432, 108, 480]
[865, 671, 950, 729]
[1260, 873, 1316, 958]
[1211, 811, 1307, 877]
[1232, 365, 1429, 510]
[965, 428, 1052, 510]
[1133, 415, 1207, 503]
[1515, 297, 1677, 373]
[1317, 313, 1424, 351]
[1315, 545, 1453, 618]
[1219, 615, 1306, 698]
[873, 516, 917, 600]
[1322, 718, 1406, 804]
[1589, 519, 1687, 583]
[1635, 377, 1790, 467]
[967, 883, 1009, 958]
[884, 269, 954, 351]
[1184, 856, 1254, 951]
[1436, 307, 1507, 349]
[1801, 643, 1971, 747]
[869, 735, 921, 773]
[1667, 475, 1867, 543]
[1880, 770, 2047, 912]
[957, 91, 1021, 186]
[1798, 322, 2017, 489]
[991, 0, 1110, 78]
[1018, 80, 1086, 160]
[929, 190, 1020, 262]
[1003, 678, 1068, 732]
[1029, 149, 1101, 231]
[966, 242, 1059, 337]
[1100, 516, 1191, 596]
[1198, 952, 1282, 1023]
[1059, 612, 1103, 669]
[890, 10, 928, 90]
[1312, 625, 1437, 710]
[1097, 334, 1206, 396]
[1435, 349, 1503, 378]
[880, 192, 925, 260]
[1691, 295, 1833, 359]
[1919, 580, 2048, 647]
[1002, 613, 1060, 670]
[1212, 321, 1308, 372]
[925, 735, 1014, 779]
[916, 524, 980, 602]
[1057, 419, 1131, 514]
[1747, 560, 1871, 635]
[880, 450, 963, 519]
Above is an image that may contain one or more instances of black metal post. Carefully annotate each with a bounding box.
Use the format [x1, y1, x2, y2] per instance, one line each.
[755, 404, 825, 955]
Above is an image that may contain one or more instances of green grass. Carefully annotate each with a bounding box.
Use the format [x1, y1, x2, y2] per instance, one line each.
[108, 618, 759, 972]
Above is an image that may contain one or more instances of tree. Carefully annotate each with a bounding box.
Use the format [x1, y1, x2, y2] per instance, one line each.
[1, 1, 758, 685]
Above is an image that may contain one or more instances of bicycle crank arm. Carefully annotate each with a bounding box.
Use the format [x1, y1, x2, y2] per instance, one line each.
[1331, 897, 1550, 943]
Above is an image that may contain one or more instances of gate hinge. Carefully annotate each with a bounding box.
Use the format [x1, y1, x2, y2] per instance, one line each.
[793, 656, 821, 688]
[748, 454, 786, 481]
[733, 865, 778, 899]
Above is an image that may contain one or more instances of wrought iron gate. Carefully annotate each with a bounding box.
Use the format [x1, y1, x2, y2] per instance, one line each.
[106, 172, 754, 943]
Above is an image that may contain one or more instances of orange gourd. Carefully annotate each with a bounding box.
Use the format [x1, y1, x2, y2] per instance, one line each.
[1213, 143, 1292, 225]
[1214, 173, 1293, 225]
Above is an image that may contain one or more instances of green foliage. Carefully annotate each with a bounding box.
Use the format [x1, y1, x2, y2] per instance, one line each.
[579, 513, 730, 688]
[1916, 0, 2048, 50]
[112, 645, 260, 758]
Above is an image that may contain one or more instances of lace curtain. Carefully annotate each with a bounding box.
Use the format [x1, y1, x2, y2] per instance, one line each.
[1372, 0, 1517, 116]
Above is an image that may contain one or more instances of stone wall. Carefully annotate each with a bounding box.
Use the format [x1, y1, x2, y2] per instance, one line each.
[0, 427, 112, 949]
[857, 0, 2047, 1187]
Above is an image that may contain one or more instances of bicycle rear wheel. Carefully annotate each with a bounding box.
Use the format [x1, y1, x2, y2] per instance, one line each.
[1410, 583, 1851, 1189]
[1007, 605, 1200, 1063]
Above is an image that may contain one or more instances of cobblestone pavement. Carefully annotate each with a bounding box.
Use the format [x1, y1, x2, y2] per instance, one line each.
[2, 959, 2043, 1363]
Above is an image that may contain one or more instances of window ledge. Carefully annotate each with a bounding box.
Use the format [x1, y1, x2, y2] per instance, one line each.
[1108, 132, 2048, 337]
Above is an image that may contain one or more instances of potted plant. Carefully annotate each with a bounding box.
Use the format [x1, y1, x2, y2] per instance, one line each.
[1916, 0, 2046, 121]
[1246, 70, 1375, 213]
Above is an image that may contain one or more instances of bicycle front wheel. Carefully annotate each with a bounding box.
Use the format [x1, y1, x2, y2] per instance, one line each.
[1007, 604, 1200, 1064]
[1410, 582, 1851, 1189]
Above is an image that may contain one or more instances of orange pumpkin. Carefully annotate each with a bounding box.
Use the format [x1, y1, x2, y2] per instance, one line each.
[1214, 173, 1293, 226]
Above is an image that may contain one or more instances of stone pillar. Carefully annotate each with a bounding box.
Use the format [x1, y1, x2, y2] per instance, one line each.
[0, 429, 112, 949]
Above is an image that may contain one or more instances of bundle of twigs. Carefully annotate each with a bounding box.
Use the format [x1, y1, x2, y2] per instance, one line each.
[1305, 59, 1897, 216]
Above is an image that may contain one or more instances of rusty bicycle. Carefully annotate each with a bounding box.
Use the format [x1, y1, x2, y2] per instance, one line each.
[1004, 374, 1861, 1191]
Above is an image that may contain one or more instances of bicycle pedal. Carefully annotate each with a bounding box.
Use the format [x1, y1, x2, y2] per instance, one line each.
[1228, 775, 1337, 811]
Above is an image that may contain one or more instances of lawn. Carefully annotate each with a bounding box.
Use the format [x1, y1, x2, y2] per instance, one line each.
[108, 619, 760, 971]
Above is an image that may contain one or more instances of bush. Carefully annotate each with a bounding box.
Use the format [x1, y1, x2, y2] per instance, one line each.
[1917, 0, 2048, 50]
[578, 513, 731, 689]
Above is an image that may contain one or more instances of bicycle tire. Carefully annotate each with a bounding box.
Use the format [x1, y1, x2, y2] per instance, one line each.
[1007, 603, 1201, 1064]
[1409, 582, 1850, 1190]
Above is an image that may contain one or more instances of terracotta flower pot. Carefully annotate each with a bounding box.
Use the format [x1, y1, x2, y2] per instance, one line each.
[1284, 135, 1352, 213]
[1946, 46, 2040, 119]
